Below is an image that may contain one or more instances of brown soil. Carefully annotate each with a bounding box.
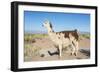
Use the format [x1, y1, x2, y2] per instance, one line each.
[24, 37, 90, 62]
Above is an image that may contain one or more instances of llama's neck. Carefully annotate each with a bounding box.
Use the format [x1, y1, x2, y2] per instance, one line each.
[47, 28, 55, 35]
[47, 27, 54, 33]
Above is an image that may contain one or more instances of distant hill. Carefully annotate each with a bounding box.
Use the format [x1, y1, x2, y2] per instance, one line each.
[25, 30, 47, 34]
[25, 30, 90, 34]
[78, 31, 90, 35]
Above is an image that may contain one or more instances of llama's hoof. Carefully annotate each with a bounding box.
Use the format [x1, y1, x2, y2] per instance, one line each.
[74, 53, 77, 56]
[70, 53, 72, 55]
[70, 53, 74, 56]
[70, 53, 77, 56]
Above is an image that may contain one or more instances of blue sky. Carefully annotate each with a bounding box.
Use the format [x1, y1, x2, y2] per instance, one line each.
[24, 11, 90, 33]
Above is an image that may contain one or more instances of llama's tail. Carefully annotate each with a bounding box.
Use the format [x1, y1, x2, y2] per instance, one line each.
[74, 29, 79, 41]
[75, 29, 78, 32]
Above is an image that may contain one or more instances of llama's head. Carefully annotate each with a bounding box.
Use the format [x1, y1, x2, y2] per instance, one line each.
[42, 20, 53, 32]
[43, 20, 52, 28]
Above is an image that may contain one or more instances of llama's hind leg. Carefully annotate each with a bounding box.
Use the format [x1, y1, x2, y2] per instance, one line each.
[71, 43, 76, 56]
[59, 45, 62, 59]
[74, 41, 79, 56]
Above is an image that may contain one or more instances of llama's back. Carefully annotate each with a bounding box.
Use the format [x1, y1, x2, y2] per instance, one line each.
[59, 29, 79, 41]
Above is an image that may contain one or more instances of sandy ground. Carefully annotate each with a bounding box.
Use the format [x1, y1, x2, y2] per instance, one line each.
[24, 36, 90, 62]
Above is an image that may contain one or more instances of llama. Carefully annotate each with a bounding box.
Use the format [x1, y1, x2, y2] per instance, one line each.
[42, 20, 79, 58]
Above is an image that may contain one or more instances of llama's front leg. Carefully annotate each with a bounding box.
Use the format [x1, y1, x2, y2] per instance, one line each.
[59, 45, 62, 59]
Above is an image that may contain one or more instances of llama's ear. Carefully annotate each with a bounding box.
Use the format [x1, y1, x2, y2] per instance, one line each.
[45, 19, 49, 23]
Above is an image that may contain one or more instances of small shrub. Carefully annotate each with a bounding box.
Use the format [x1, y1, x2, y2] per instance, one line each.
[24, 44, 41, 57]
[82, 34, 90, 39]
[24, 35, 32, 42]
[24, 35, 36, 43]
